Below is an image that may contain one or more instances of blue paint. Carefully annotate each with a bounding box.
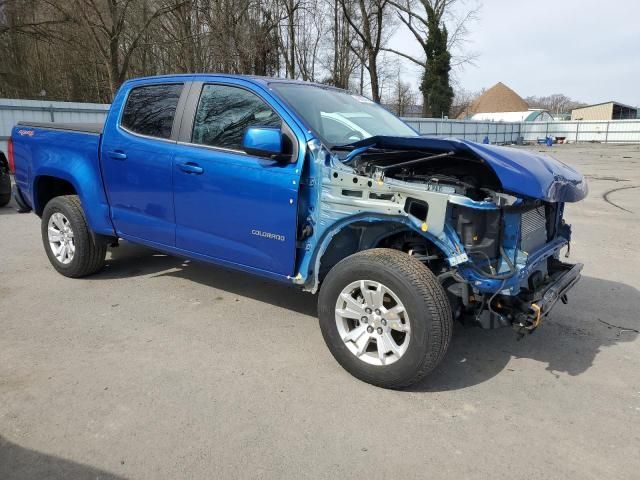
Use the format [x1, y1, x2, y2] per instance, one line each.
[242, 127, 283, 157]
[11, 127, 115, 236]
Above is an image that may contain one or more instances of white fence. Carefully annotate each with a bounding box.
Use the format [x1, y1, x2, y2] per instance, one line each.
[0, 98, 110, 153]
[403, 118, 640, 144]
[403, 119, 522, 144]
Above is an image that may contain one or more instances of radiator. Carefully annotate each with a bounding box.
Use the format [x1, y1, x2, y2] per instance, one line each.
[520, 206, 548, 252]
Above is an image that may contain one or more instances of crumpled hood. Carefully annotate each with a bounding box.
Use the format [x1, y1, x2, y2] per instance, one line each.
[346, 136, 588, 203]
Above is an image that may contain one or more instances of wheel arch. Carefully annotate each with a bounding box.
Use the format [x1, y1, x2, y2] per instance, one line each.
[304, 214, 451, 293]
[33, 174, 77, 216]
[32, 170, 116, 237]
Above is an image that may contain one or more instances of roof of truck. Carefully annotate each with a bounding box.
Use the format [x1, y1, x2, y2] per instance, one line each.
[126, 73, 337, 90]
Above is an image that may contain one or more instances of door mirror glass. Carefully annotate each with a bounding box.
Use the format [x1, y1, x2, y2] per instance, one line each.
[242, 127, 283, 158]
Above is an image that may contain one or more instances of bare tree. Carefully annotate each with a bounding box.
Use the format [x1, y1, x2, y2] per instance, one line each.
[526, 94, 586, 116]
[321, 0, 359, 89]
[0, 0, 478, 107]
[391, 75, 417, 116]
[450, 85, 478, 118]
[43, 0, 184, 97]
[293, 0, 324, 81]
[277, 0, 300, 78]
[339, 0, 393, 102]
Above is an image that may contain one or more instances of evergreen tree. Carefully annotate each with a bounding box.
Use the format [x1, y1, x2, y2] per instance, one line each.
[421, 17, 453, 117]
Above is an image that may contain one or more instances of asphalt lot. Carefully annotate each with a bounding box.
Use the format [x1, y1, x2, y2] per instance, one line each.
[1, 143, 639, 479]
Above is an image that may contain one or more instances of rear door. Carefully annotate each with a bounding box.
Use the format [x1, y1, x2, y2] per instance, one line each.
[100, 81, 188, 246]
[172, 81, 301, 276]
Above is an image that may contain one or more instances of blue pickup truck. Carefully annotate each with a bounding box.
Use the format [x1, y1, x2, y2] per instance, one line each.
[11, 74, 587, 388]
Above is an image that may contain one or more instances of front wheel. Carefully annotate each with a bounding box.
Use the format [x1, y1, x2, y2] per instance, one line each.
[318, 249, 452, 389]
[41, 195, 107, 277]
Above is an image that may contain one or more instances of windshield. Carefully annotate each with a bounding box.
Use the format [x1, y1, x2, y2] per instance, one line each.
[270, 83, 418, 147]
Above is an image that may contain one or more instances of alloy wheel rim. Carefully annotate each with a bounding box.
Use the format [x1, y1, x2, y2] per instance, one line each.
[335, 280, 411, 366]
[48, 212, 75, 264]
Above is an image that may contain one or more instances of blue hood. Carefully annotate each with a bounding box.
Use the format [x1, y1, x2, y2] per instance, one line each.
[346, 136, 588, 203]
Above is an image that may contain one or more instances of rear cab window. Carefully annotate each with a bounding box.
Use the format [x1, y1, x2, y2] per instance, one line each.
[121, 83, 183, 139]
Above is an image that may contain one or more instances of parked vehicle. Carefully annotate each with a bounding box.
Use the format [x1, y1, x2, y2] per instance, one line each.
[0, 151, 11, 207]
[11, 75, 587, 388]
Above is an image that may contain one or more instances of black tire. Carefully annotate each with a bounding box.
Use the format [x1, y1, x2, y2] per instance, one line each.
[318, 248, 452, 389]
[41, 195, 107, 277]
[12, 184, 32, 213]
[0, 174, 10, 207]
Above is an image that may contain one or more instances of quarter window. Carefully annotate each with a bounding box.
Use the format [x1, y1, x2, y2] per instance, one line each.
[192, 84, 281, 151]
[121, 83, 183, 139]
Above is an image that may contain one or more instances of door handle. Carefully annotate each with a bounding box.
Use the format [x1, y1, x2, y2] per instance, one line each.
[179, 162, 204, 175]
[108, 150, 127, 160]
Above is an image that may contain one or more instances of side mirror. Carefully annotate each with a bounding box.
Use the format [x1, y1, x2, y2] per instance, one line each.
[242, 127, 283, 158]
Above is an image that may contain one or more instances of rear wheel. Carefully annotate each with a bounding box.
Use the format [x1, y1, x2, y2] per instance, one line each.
[318, 248, 452, 389]
[41, 195, 107, 277]
[0, 174, 10, 207]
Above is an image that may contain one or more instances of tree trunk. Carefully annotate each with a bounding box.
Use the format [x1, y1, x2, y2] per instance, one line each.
[108, 36, 120, 98]
[368, 51, 379, 102]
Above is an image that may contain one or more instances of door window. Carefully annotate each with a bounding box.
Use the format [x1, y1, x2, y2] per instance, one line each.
[121, 83, 183, 139]
[192, 84, 281, 151]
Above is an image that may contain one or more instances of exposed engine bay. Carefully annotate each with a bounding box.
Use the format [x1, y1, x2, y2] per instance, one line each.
[346, 147, 502, 201]
[295, 138, 586, 336]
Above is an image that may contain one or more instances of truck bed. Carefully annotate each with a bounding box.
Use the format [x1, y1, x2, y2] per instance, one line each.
[17, 121, 104, 135]
[11, 120, 114, 235]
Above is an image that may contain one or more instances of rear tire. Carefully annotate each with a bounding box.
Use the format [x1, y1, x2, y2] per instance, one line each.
[318, 248, 452, 389]
[41, 195, 107, 277]
[0, 174, 10, 207]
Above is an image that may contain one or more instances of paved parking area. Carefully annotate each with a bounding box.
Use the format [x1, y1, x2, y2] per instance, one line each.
[1, 144, 639, 479]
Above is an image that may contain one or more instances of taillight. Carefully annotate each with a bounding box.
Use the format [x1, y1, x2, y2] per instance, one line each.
[7, 137, 15, 174]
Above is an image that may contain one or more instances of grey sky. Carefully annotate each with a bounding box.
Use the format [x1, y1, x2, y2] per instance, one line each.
[389, 0, 640, 106]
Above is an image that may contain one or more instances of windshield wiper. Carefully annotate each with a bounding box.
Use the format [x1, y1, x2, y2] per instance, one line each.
[375, 151, 456, 172]
[331, 143, 357, 151]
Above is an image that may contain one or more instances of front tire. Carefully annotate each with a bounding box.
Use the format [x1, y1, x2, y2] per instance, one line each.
[318, 248, 452, 389]
[41, 195, 107, 277]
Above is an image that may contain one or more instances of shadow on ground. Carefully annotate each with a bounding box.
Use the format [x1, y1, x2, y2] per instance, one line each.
[409, 274, 639, 392]
[96, 242, 318, 317]
[0, 436, 125, 480]
[0, 198, 23, 216]
[95, 242, 639, 392]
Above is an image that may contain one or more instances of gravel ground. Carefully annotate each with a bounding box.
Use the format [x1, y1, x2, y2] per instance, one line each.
[1, 143, 639, 479]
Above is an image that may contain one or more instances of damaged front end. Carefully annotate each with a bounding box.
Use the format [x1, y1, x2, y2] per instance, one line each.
[294, 136, 587, 334]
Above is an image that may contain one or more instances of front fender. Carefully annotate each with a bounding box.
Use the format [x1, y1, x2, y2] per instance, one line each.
[296, 213, 460, 293]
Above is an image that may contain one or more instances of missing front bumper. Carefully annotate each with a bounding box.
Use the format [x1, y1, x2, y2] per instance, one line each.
[514, 261, 583, 332]
[475, 261, 583, 331]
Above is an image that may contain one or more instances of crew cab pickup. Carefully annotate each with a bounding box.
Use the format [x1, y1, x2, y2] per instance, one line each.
[11, 74, 587, 388]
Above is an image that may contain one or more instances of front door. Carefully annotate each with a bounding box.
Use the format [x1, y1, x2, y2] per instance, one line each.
[173, 82, 300, 276]
[100, 82, 185, 246]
